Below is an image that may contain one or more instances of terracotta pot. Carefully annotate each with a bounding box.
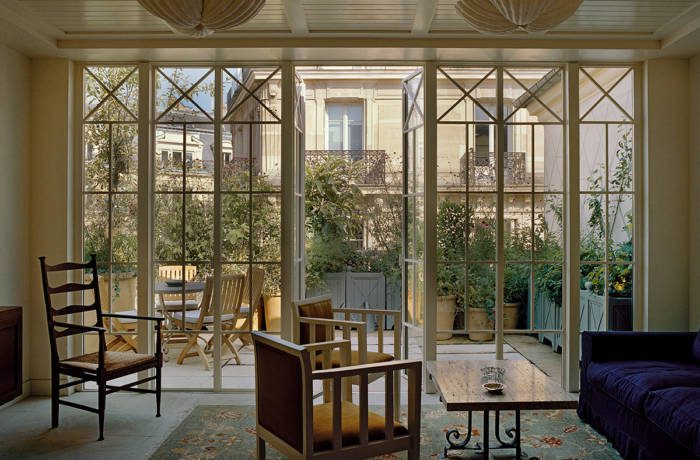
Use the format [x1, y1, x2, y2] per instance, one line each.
[436, 295, 457, 341]
[263, 295, 281, 333]
[467, 307, 494, 342]
[504, 302, 519, 330]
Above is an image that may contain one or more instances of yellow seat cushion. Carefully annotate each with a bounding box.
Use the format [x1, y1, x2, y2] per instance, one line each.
[314, 350, 394, 369]
[312, 401, 408, 452]
[61, 351, 156, 373]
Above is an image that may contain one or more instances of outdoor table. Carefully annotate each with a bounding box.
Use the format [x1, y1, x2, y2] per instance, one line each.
[154, 281, 206, 358]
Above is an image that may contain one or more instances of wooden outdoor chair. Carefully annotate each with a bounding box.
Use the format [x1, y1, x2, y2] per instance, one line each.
[89, 274, 140, 353]
[171, 274, 246, 370]
[252, 331, 421, 460]
[39, 255, 163, 441]
[236, 267, 265, 349]
[292, 295, 402, 418]
[103, 310, 138, 352]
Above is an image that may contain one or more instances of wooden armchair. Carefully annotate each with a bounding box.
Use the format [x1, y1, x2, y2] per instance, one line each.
[39, 255, 163, 441]
[292, 295, 402, 416]
[252, 332, 421, 460]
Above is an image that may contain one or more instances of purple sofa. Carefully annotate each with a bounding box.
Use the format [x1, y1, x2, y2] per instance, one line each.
[578, 331, 700, 460]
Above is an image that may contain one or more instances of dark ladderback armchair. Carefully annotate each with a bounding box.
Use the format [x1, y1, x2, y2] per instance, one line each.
[39, 254, 164, 440]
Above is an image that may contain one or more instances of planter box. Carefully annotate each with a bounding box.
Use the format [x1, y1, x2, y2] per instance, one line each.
[263, 295, 281, 333]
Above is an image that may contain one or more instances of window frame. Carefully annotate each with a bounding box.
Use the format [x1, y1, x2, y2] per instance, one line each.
[324, 100, 365, 150]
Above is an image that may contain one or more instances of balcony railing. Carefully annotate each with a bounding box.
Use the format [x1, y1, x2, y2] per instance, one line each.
[306, 149, 387, 186]
[460, 151, 529, 187]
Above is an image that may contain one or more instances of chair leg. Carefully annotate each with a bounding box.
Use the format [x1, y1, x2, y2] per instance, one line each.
[222, 334, 241, 365]
[51, 371, 59, 428]
[393, 370, 401, 421]
[177, 334, 198, 365]
[256, 436, 266, 460]
[408, 446, 419, 460]
[194, 343, 211, 371]
[156, 365, 162, 418]
[98, 376, 106, 441]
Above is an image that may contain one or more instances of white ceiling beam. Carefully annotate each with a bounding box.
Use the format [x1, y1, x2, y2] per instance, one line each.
[658, 2, 700, 49]
[411, 0, 439, 35]
[57, 37, 661, 50]
[283, 0, 309, 35]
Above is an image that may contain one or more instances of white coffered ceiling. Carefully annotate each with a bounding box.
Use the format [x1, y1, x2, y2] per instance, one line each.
[1, 0, 700, 60]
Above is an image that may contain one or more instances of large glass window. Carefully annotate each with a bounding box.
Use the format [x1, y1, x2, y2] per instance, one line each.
[220, 66, 282, 358]
[436, 66, 565, 353]
[81, 65, 140, 359]
[78, 61, 639, 392]
[153, 66, 215, 388]
[150, 65, 282, 389]
[326, 102, 364, 150]
[579, 66, 636, 332]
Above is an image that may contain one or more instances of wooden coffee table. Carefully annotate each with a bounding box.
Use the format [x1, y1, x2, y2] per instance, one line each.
[426, 359, 578, 459]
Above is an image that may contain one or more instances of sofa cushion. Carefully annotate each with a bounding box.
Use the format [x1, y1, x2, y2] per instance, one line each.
[645, 386, 700, 457]
[693, 329, 700, 363]
[587, 360, 700, 414]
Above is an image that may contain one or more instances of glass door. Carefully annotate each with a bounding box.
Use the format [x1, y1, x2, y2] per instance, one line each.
[151, 65, 282, 390]
[402, 69, 426, 361]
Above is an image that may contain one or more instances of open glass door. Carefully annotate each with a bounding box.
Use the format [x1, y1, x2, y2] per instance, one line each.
[402, 69, 426, 362]
[293, 72, 306, 303]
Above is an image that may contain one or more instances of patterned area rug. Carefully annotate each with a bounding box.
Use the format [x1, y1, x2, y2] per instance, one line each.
[150, 405, 621, 459]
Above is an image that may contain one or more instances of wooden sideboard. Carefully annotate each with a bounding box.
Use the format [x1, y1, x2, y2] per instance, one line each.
[0, 307, 22, 405]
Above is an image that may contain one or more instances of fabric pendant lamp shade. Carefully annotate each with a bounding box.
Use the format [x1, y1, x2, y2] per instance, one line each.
[137, 0, 265, 37]
[455, 0, 582, 34]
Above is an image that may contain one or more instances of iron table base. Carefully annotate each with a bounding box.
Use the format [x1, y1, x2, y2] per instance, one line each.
[443, 409, 535, 459]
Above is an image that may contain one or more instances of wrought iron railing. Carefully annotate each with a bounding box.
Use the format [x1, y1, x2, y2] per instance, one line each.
[306, 149, 387, 185]
[460, 151, 529, 186]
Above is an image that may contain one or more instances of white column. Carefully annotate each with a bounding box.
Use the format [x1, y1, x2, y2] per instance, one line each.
[643, 59, 689, 331]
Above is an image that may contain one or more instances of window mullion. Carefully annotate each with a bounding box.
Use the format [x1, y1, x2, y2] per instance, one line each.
[137, 62, 152, 359]
[495, 67, 505, 360]
[213, 66, 223, 392]
[564, 63, 581, 392]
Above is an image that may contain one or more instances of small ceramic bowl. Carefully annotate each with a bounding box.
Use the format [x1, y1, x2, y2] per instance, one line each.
[482, 382, 505, 394]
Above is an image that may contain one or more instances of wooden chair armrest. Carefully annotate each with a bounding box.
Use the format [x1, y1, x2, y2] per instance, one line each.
[332, 307, 401, 319]
[303, 339, 351, 354]
[102, 313, 164, 323]
[312, 359, 422, 380]
[298, 317, 365, 328]
[53, 321, 106, 334]
[298, 317, 367, 362]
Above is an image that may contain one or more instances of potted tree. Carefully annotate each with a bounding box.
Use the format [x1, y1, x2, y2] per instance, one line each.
[436, 264, 461, 341]
[436, 200, 468, 340]
[467, 264, 495, 341]
[503, 264, 528, 330]
[263, 287, 282, 332]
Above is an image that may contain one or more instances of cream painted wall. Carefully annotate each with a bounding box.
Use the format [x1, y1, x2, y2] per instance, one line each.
[28, 59, 74, 395]
[644, 59, 690, 331]
[690, 54, 700, 331]
[0, 44, 31, 405]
